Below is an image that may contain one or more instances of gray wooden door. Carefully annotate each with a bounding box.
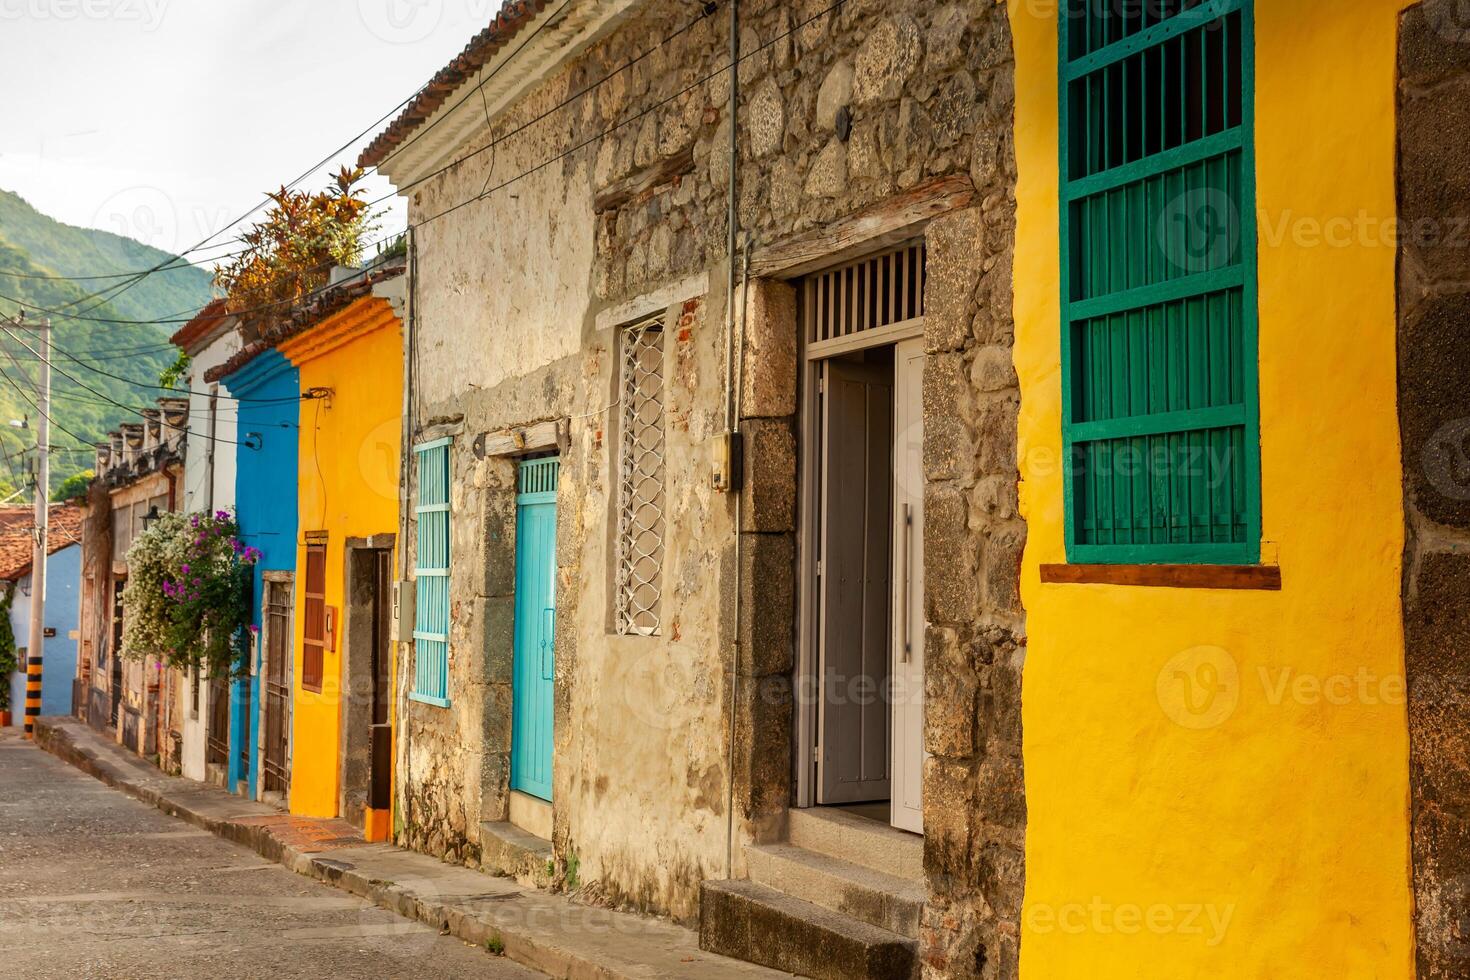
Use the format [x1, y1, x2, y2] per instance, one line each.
[818, 357, 893, 804]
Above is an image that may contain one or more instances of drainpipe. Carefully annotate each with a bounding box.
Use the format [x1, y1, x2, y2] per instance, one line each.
[722, 0, 742, 883]
[396, 226, 419, 831]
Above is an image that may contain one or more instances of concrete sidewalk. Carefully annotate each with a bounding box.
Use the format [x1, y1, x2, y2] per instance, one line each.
[33, 717, 786, 980]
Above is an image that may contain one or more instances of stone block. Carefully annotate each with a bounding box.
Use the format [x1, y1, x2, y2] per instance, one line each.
[1399, 293, 1470, 530]
[1399, 1, 1470, 87]
[735, 674, 793, 819]
[477, 595, 515, 684]
[924, 206, 985, 352]
[804, 139, 849, 199]
[1399, 85, 1470, 285]
[854, 16, 924, 105]
[741, 278, 799, 418]
[925, 634, 979, 759]
[815, 59, 854, 133]
[923, 755, 976, 877]
[479, 488, 518, 597]
[974, 753, 1026, 832]
[739, 532, 796, 677]
[980, 524, 1024, 619]
[925, 487, 977, 625]
[749, 79, 785, 159]
[741, 417, 797, 533]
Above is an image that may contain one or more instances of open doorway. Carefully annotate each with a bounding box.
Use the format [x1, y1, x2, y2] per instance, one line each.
[797, 243, 928, 836]
[340, 541, 394, 840]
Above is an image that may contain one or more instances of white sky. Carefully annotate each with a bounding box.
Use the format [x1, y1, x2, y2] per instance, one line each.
[0, 0, 504, 269]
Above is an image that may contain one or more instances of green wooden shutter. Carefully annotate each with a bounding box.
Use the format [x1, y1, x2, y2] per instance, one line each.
[1059, 0, 1260, 564]
[410, 439, 451, 706]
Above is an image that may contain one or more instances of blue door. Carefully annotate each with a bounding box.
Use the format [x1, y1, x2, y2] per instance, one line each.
[511, 458, 559, 802]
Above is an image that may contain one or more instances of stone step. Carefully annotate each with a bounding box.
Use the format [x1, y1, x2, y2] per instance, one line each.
[478, 820, 553, 888]
[746, 843, 925, 939]
[700, 879, 918, 980]
[786, 807, 923, 881]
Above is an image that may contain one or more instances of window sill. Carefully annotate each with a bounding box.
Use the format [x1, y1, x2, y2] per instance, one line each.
[408, 692, 451, 709]
[1039, 563, 1281, 591]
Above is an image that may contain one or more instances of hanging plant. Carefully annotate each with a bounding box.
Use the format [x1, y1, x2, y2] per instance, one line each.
[121, 510, 260, 678]
[0, 582, 17, 713]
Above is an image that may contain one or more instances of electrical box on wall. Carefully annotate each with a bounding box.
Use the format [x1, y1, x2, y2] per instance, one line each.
[391, 580, 415, 643]
[712, 430, 744, 493]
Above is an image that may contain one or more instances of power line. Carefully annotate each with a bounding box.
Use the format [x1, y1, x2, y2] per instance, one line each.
[0, 322, 259, 449]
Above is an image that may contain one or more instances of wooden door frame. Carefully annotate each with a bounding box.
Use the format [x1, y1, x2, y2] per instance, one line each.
[258, 569, 294, 805]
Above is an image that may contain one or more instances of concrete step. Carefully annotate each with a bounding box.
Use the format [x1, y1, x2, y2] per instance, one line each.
[786, 807, 923, 881]
[746, 843, 925, 939]
[478, 820, 553, 888]
[700, 879, 917, 980]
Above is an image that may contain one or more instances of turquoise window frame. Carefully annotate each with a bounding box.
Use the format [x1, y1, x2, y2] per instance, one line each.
[410, 437, 452, 707]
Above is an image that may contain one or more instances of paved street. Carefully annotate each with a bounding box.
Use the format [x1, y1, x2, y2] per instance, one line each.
[0, 732, 540, 979]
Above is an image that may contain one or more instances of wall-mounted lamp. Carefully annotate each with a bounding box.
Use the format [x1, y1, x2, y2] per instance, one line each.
[141, 505, 162, 531]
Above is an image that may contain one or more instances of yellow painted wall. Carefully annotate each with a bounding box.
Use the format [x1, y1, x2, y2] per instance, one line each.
[1010, 2, 1415, 977]
[280, 296, 402, 819]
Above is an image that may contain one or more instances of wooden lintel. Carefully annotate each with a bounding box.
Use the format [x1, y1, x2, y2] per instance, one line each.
[1039, 563, 1283, 591]
[593, 146, 696, 213]
[748, 173, 977, 279]
[473, 420, 562, 459]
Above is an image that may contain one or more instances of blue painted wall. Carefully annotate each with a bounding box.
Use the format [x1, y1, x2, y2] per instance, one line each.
[5, 543, 81, 723]
[223, 349, 299, 798]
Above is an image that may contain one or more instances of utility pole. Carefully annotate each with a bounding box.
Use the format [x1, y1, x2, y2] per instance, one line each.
[23, 314, 49, 739]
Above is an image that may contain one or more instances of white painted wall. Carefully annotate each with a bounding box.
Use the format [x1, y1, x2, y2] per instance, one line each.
[179, 324, 241, 782]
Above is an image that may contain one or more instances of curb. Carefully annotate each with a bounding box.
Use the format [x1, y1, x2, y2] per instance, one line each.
[33, 718, 782, 980]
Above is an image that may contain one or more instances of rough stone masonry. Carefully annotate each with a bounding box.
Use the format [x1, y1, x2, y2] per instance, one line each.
[1397, 3, 1470, 977]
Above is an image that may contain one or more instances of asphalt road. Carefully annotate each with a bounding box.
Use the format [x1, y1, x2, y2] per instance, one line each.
[0, 731, 541, 979]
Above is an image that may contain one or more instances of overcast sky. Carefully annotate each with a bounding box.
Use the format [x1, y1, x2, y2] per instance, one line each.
[0, 0, 503, 269]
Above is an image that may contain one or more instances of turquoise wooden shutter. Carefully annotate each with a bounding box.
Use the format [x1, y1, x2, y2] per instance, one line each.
[1060, 0, 1260, 564]
[411, 439, 451, 706]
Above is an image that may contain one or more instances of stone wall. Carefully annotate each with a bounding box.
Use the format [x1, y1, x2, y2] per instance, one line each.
[396, 0, 1023, 938]
[1397, 4, 1470, 977]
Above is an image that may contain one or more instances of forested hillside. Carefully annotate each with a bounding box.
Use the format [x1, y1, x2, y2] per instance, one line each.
[0, 190, 215, 496]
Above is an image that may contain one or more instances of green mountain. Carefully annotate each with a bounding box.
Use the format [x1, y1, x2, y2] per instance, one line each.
[0, 189, 216, 496]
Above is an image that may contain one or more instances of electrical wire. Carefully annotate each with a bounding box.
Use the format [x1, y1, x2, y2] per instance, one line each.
[0, 323, 260, 449]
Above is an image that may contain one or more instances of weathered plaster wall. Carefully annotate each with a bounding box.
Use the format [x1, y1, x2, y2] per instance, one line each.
[282, 301, 403, 819]
[399, 0, 1025, 934]
[1397, 4, 1470, 976]
[1012, 2, 1415, 978]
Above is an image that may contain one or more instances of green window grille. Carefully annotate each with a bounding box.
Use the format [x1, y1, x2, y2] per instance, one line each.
[1059, 0, 1260, 564]
[411, 439, 451, 706]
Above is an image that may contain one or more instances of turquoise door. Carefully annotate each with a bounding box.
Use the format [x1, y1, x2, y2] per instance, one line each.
[511, 457, 559, 802]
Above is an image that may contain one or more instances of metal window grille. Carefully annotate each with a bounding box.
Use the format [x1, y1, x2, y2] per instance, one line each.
[615, 317, 665, 636]
[803, 243, 925, 351]
[1059, 0, 1259, 564]
[411, 440, 451, 705]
